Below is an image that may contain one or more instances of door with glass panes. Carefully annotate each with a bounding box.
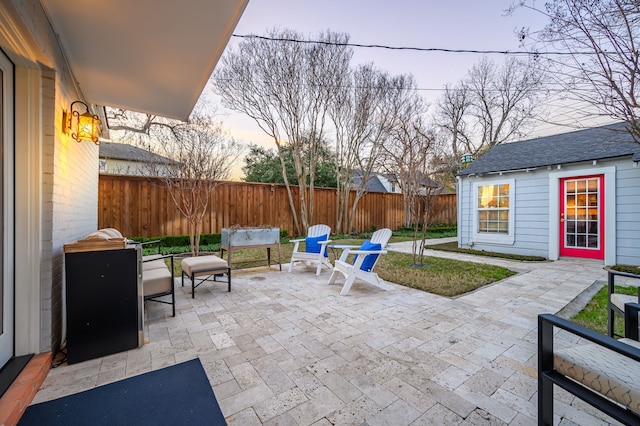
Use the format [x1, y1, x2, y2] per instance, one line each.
[559, 175, 604, 260]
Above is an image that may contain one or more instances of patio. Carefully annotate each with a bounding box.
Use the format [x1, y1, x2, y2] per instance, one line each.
[31, 244, 616, 425]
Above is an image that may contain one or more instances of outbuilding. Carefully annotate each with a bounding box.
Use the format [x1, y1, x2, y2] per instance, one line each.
[457, 122, 640, 266]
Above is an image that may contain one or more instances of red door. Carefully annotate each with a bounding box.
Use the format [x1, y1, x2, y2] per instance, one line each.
[559, 175, 604, 259]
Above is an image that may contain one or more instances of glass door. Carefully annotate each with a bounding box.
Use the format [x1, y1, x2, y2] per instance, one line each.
[0, 48, 14, 368]
[559, 175, 604, 260]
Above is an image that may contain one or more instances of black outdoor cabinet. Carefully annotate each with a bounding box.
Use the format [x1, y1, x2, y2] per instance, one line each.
[64, 245, 143, 364]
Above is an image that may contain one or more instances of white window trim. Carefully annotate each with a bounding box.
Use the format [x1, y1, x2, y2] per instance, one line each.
[472, 178, 515, 245]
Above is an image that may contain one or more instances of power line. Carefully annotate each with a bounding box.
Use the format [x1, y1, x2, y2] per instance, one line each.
[214, 76, 579, 94]
[231, 34, 586, 56]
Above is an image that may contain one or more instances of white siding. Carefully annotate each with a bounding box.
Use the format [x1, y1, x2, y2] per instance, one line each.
[615, 161, 640, 265]
[459, 170, 550, 258]
[511, 173, 550, 257]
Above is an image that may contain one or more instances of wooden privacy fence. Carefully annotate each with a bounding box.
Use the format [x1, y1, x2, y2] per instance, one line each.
[98, 175, 457, 238]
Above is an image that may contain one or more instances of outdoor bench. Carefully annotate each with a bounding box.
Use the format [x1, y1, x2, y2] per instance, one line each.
[181, 255, 231, 298]
[538, 303, 640, 425]
[606, 267, 640, 338]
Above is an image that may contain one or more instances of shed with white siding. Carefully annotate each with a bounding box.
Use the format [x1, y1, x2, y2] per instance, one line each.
[457, 122, 640, 266]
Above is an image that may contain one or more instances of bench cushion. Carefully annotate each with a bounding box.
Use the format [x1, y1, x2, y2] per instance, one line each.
[143, 267, 173, 296]
[181, 255, 228, 277]
[611, 293, 638, 312]
[554, 340, 640, 414]
[143, 253, 164, 262]
[100, 228, 124, 239]
[143, 259, 168, 271]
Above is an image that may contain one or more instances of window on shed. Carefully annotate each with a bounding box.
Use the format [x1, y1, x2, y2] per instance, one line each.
[472, 178, 515, 245]
[477, 183, 510, 234]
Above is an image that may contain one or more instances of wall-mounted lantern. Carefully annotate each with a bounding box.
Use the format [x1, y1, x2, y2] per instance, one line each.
[63, 101, 102, 144]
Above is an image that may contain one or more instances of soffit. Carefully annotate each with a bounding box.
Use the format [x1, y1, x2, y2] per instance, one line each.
[40, 0, 249, 120]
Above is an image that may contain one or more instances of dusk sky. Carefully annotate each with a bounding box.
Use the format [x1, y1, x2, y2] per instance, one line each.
[231, 0, 541, 95]
[206, 0, 610, 158]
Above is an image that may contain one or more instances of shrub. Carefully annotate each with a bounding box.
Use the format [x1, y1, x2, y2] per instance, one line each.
[132, 233, 221, 248]
[132, 230, 290, 251]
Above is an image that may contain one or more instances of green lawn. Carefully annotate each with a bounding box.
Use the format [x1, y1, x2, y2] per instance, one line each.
[376, 251, 516, 297]
[427, 241, 547, 262]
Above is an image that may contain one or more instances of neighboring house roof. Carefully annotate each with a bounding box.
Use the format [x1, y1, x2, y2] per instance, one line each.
[458, 122, 640, 176]
[99, 142, 172, 165]
[352, 170, 388, 193]
[383, 173, 439, 188]
[420, 176, 440, 188]
[352, 170, 440, 193]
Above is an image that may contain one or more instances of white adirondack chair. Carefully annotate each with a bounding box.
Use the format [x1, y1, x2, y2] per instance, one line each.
[288, 224, 332, 276]
[328, 228, 393, 295]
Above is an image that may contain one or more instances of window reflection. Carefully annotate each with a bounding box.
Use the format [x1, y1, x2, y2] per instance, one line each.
[477, 184, 510, 234]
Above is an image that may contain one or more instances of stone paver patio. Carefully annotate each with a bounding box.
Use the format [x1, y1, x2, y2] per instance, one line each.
[31, 241, 622, 425]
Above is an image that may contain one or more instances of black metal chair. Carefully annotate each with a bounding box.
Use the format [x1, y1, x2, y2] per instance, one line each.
[606, 268, 640, 338]
[142, 254, 175, 317]
[538, 306, 640, 425]
[131, 238, 175, 317]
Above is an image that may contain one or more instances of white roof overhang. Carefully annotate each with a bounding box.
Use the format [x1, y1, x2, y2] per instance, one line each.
[40, 0, 249, 121]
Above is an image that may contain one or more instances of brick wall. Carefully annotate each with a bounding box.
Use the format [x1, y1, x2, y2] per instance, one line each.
[6, 0, 99, 354]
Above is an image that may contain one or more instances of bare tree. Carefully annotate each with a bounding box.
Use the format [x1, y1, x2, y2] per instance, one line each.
[434, 56, 543, 179]
[436, 81, 472, 161]
[330, 65, 414, 234]
[330, 70, 422, 233]
[107, 109, 166, 136]
[107, 107, 241, 255]
[470, 57, 541, 148]
[213, 29, 352, 235]
[105, 99, 221, 146]
[161, 118, 241, 255]
[382, 115, 437, 265]
[514, 0, 640, 140]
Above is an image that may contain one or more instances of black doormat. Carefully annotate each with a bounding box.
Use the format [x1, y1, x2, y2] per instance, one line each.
[19, 358, 226, 425]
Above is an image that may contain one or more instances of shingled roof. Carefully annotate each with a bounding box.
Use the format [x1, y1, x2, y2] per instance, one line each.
[352, 170, 388, 192]
[99, 142, 172, 164]
[352, 170, 439, 193]
[458, 122, 640, 176]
